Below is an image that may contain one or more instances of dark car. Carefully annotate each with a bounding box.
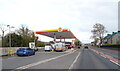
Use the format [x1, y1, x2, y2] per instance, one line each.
[76, 46, 80, 49]
[68, 46, 72, 49]
[84, 46, 88, 49]
[16, 48, 35, 56]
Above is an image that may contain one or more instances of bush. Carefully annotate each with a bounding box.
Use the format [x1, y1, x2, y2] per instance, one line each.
[100, 44, 120, 48]
[102, 44, 120, 46]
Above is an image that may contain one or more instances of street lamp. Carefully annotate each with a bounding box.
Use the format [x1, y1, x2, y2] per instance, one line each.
[7, 25, 14, 47]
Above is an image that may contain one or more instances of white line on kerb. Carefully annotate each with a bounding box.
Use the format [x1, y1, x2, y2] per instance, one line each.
[110, 60, 120, 66]
[100, 55, 106, 58]
[11, 51, 75, 71]
[90, 48, 120, 67]
[68, 52, 81, 70]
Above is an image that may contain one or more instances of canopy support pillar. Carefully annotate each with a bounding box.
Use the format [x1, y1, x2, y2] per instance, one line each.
[64, 38, 65, 43]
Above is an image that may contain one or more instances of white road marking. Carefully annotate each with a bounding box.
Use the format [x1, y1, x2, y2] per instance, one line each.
[100, 55, 106, 58]
[68, 52, 81, 70]
[110, 60, 120, 66]
[11, 51, 75, 71]
[90, 48, 120, 66]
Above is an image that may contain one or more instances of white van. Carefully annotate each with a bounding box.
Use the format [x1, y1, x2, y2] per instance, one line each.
[44, 46, 51, 51]
[55, 42, 66, 52]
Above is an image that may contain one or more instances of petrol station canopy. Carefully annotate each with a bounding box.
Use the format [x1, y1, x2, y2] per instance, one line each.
[35, 28, 76, 39]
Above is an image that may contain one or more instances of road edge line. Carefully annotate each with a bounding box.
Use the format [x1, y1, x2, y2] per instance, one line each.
[90, 48, 120, 66]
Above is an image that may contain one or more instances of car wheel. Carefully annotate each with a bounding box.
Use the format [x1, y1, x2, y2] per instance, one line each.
[17, 55, 20, 56]
[27, 52, 31, 56]
[17, 55, 22, 57]
[33, 52, 35, 55]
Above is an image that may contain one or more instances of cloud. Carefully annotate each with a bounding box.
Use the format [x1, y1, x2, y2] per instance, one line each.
[0, 0, 118, 43]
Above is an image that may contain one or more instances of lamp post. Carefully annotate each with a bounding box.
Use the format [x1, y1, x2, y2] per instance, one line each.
[7, 25, 14, 48]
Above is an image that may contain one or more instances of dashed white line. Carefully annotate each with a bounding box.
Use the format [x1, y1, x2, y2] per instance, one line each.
[68, 52, 81, 70]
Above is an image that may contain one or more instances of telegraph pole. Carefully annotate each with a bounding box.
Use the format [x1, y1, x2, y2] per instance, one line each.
[7, 25, 14, 47]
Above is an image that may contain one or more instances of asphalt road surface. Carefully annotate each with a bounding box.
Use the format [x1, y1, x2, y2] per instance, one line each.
[2, 46, 120, 71]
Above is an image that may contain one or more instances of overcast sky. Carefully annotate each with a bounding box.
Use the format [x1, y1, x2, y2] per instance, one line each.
[0, 0, 119, 43]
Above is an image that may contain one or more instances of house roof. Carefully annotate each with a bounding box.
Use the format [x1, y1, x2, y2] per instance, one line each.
[104, 32, 118, 39]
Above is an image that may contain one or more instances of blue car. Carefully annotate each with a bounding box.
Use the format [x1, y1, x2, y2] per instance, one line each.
[16, 48, 35, 56]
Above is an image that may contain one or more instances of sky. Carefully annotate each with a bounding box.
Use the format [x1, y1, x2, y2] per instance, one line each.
[0, 0, 119, 43]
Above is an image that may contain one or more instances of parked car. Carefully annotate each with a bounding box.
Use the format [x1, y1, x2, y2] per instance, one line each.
[44, 45, 52, 52]
[68, 46, 77, 49]
[68, 46, 72, 49]
[16, 48, 35, 56]
[77, 46, 80, 49]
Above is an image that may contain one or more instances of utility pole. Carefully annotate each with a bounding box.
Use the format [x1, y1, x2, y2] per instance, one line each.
[7, 25, 14, 48]
[7, 25, 11, 47]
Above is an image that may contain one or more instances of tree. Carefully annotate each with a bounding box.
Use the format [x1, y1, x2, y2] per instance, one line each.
[16, 25, 38, 47]
[0, 24, 8, 47]
[74, 38, 82, 46]
[36, 41, 45, 47]
[11, 33, 23, 47]
[3, 33, 23, 47]
[91, 23, 107, 46]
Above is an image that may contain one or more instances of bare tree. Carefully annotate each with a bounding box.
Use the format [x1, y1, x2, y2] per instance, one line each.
[0, 24, 8, 38]
[91, 23, 107, 46]
[16, 24, 38, 46]
[0, 24, 8, 46]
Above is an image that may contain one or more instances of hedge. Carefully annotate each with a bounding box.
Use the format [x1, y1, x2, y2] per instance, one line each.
[100, 44, 120, 48]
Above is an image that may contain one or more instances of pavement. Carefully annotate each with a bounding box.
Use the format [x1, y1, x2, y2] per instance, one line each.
[0, 53, 8, 56]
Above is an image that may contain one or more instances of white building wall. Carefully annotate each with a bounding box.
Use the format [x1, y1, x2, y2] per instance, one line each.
[107, 37, 112, 44]
[112, 34, 118, 44]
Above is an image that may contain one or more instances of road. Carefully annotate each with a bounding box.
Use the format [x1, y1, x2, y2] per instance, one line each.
[90, 46, 119, 59]
[2, 46, 120, 71]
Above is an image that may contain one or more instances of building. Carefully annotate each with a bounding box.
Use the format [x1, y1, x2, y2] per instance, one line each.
[103, 31, 120, 44]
